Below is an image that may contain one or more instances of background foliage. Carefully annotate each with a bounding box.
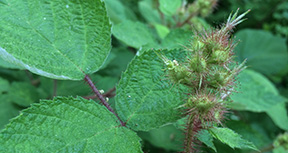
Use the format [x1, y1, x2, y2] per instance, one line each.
[0, 0, 287, 152]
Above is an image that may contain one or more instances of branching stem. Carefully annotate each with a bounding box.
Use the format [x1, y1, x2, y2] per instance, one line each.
[84, 75, 125, 126]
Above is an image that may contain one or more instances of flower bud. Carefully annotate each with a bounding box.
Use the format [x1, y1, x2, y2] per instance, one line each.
[189, 56, 207, 73]
[209, 70, 230, 88]
[186, 94, 215, 114]
[166, 60, 192, 85]
[209, 50, 230, 63]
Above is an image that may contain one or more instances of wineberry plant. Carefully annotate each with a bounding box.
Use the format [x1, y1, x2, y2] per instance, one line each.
[0, 0, 287, 153]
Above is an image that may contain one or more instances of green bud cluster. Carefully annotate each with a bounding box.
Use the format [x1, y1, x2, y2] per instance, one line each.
[157, 10, 249, 132]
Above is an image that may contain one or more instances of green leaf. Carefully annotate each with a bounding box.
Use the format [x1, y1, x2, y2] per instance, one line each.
[138, 0, 161, 24]
[196, 130, 217, 152]
[161, 29, 193, 49]
[235, 29, 288, 75]
[230, 69, 287, 112]
[104, 0, 136, 24]
[116, 49, 188, 131]
[266, 102, 288, 130]
[226, 120, 271, 149]
[154, 24, 170, 39]
[8, 82, 39, 107]
[112, 20, 156, 48]
[0, 0, 111, 80]
[0, 97, 143, 152]
[0, 95, 21, 130]
[138, 124, 184, 151]
[209, 127, 258, 151]
[159, 0, 182, 16]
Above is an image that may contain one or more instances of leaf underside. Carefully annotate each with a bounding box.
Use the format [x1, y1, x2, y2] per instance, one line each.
[0, 0, 111, 80]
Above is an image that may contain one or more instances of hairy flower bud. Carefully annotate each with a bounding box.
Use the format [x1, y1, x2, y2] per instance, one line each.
[189, 56, 207, 73]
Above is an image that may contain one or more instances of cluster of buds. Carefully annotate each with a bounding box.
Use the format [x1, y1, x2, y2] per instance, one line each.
[157, 9, 250, 152]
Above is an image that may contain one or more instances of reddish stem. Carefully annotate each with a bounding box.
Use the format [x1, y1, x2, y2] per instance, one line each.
[184, 114, 203, 153]
[84, 75, 125, 126]
[83, 87, 116, 100]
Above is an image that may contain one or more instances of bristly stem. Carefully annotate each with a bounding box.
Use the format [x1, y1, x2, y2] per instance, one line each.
[84, 75, 125, 126]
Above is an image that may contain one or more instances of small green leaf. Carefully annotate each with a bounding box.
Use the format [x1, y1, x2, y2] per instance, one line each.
[138, 124, 184, 151]
[235, 29, 288, 75]
[266, 102, 288, 130]
[230, 69, 287, 112]
[159, 0, 182, 16]
[112, 21, 156, 48]
[116, 49, 188, 131]
[196, 130, 217, 152]
[0, 0, 111, 80]
[154, 24, 170, 39]
[226, 120, 271, 149]
[209, 127, 258, 151]
[0, 97, 143, 152]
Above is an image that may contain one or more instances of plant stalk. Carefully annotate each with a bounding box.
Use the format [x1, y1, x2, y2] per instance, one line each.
[84, 75, 125, 126]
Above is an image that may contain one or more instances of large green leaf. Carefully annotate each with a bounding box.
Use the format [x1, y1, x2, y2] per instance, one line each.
[112, 20, 156, 48]
[0, 97, 142, 152]
[0, 0, 111, 80]
[209, 127, 258, 151]
[230, 69, 287, 112]
[235, 29, 288, 75]
[116, 49, 188, 131]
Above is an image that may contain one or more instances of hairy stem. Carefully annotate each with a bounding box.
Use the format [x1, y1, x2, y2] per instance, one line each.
[184, 114, 202, 153]
[84, 75, 125, 126]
